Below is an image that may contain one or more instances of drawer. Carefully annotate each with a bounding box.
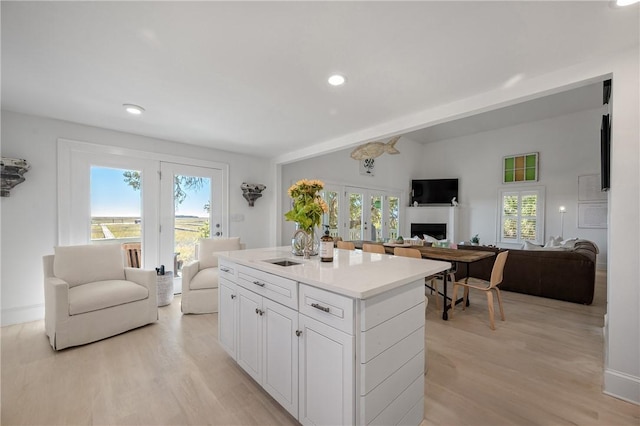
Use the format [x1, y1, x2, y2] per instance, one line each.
[237, 265, 298, 310]
[299, 284, 354, 334]
[218, 260, 237, 282]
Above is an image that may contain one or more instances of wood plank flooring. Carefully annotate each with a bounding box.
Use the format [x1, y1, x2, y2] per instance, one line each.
[2, 270, 639, 425]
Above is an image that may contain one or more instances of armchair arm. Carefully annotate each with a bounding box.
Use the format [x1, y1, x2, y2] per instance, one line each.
[124, 267, 156, 290]
[44, 277, 70, 325]
[124, 267, 157, 307]
[181, 260, 200, 294]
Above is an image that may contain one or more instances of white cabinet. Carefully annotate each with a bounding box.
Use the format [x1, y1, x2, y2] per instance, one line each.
[298, 313, 354, 426]
[218, 278, 237, 359]
[262, 297, 299, 417]
[237, 286, 262, 381]
[236, 286, 299, 418]
[218, 259, 426, 426]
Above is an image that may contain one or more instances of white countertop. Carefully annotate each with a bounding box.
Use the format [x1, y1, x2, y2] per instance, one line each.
[216, 246, 451, 299]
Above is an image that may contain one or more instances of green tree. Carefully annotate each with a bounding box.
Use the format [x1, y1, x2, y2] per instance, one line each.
[123, 171, 205, 206]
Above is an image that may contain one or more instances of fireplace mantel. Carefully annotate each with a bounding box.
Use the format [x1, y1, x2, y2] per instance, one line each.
[405, 206, 458, 243]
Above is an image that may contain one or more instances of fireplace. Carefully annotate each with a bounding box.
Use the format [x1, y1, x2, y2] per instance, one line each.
[411, 223, 447, 240]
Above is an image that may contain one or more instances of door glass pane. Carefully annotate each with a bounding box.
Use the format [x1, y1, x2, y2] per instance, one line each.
[348, 193, 363, 240]
[173, 175, 211, 277]
[388, 196, 399, 240]
[322, 190, 339, 238]
[90, 166, 142, 244]
[370, 195, 382, 242]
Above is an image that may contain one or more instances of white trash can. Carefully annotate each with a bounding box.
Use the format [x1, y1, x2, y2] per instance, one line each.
[157, 271, 174, 306]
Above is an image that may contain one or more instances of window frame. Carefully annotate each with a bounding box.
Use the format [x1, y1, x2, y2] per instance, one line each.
[496, 185, 545, 246]
[57, 138, 229, 269]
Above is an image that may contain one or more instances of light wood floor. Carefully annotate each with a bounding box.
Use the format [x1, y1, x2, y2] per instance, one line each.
[2, 271, 638, 425]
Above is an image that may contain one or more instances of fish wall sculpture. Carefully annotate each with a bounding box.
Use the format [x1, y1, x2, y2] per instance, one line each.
[350, 135, 401, 160]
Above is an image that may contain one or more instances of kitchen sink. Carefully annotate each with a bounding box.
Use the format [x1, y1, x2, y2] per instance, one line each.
[265, 258, 302, 267]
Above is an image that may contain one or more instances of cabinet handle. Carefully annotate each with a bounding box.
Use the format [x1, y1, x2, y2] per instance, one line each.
[230, 294, 236, 299]
[311, 303, 330, 313]
[253, 280, 266, 287]
[255, 308, 264, 316]
[295, 330, 302, 337]
[220, 267, 231, 273]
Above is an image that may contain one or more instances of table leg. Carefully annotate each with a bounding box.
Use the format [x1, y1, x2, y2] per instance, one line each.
[466, 264, 472, 307]
[442, 269, 449, 320]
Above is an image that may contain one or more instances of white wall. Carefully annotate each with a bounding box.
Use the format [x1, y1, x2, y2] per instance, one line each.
[279, 137, 425, 243]
[603, 49, 639, 405]
[278, 48, 639, 403]
[406, 107, 608, 268]
[0, 111, 273, 325]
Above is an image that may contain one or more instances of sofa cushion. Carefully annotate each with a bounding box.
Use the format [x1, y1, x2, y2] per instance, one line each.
[522, 241, 542, 250]
[198, 237, 241, 269]
[190, 267, 219, 290]
[54, 244, 125, 288]
[69, 280, 148, 315]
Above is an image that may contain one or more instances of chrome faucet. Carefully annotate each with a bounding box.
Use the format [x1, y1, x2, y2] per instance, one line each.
[294, 229, 311, 259]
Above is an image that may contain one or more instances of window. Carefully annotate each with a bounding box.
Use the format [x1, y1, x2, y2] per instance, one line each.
[498, 186, 545, 245]
[503, 152, 538, 183]
[90, 166, 142, 242]
[344, 186, 401, 242]
[58, 138, 228, 283]
[321, 186, 340, 238]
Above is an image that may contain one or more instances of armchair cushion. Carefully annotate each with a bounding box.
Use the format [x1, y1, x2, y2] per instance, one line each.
[198, 237, 241, 269]
[69, 280, 149, 315]
[54, 244, 125, 288]
[190, 268, 219, 290]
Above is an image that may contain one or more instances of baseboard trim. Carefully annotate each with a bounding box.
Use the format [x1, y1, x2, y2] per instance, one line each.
[1, 304, 44, 326]
[604, 368, 640, 405]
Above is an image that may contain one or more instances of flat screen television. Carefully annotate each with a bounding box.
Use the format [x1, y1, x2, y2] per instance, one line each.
[411, 179, 458, 205]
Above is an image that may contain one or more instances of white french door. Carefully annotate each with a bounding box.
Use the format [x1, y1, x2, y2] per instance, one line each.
[59, 140, 229, 295]
[62, 149, 160, 268]
[160, 162, 224, 293]
[343, 187, 400, 242]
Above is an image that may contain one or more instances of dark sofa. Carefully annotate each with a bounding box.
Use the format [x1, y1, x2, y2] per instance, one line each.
[454, 240, 598, 304]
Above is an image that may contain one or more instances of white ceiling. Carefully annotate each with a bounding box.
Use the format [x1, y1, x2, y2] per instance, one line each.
[403, 81, 604, 144]
[1, 1, 638, 160]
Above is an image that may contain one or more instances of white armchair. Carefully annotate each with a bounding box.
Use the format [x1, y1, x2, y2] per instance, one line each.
[181, 237, 244, 314]
[43, 243, 157, 350]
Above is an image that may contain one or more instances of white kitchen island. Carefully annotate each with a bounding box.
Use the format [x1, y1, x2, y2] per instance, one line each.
[216, 246, 450, 426]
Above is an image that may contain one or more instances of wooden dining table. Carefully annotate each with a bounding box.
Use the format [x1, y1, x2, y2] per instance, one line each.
[354, 241, 496, 320]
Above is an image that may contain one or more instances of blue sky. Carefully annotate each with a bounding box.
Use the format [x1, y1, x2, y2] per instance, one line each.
[91, 167, 210, 217]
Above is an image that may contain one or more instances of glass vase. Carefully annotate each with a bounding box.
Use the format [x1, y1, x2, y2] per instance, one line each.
[291, 225, 319, 256]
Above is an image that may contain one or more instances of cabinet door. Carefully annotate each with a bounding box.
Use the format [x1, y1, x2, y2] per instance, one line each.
[218, 278, 237, 359]
[262, 298, 299, 419]
[298, 315, 354, 426]
[236, 287, 262, 383]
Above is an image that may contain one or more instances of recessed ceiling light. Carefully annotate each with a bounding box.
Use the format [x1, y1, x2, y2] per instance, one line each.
[123, 104, 145, 115]
[328, 74, 346, 86]
[616, 0, 638, 6]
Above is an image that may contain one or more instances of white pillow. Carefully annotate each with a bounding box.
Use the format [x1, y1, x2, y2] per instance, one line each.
[561, 238, 578, 249]
[198, 237, 241, 269]
[423, 234, 438, 243]
[54, 244, 125, 288]
[544, 236, 562, 248]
